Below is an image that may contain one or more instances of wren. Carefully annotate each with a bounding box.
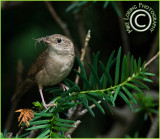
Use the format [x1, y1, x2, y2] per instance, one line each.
[12, 34, 75, 109]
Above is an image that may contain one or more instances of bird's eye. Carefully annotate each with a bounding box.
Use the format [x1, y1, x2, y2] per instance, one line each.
[57, 38, 62, 43]
[46, 36, 50, 41]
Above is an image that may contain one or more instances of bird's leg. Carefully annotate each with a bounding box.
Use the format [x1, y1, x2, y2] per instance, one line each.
[39, 85, 47, 109]
[59, 83, 69, 91]
[39, 85, 56, 109]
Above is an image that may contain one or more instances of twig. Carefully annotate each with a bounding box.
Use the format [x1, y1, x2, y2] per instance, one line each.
[68, 30, 91, 120]
[5, 59, 24, 131]
[1, 1, 26, 10]
[147, 29, 159, 60]
[146, 109, 159, 138]
[117, 2, 130, 53]
[44, 1, 71, 38]
[26, 129, 40, 138]
[5, 102, 18, 131]
[17, 126, 26, 136]
[78, 100, 101, 118]
[16, 60, 24, 88]
[148, 112, 154, 123]
[68, 30, 91, 121]
[74, 11, 86, 46]
[144, 51, 159, 69]
[6, 132, 13, 138]
[65, 120, 81, 138]
[44, 1, 81, 60]
[75, 30, 91, 84]
[74, 9, 91, 76]
[68, 104, 82, 120]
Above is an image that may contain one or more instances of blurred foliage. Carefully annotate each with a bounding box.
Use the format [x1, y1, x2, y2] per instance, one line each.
[1, 130, 7, 138]
[134, 93, 158, 115]
[32, 101, 43, 111]
[126, 131, 139, 138]
[66, 1, 121, 17]
[66, 1, 90, 13]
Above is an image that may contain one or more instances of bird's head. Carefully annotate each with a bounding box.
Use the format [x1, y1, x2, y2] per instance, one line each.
[43, 34, 74, 55]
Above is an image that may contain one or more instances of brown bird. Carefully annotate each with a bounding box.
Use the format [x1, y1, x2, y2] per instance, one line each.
[12, 34, 75, 109]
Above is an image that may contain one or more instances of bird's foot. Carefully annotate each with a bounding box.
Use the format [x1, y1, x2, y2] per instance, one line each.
[43, 102, 57, 109]
[60, 83, 69, 91]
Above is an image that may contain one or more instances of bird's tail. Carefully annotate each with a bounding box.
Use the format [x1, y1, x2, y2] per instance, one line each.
[11, 79, 35, 103]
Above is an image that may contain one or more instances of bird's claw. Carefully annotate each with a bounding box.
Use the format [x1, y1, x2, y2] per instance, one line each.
[43, 102, 57, 109]
[60, 83, 69, 91]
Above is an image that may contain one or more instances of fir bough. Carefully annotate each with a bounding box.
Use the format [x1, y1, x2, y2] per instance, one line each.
[19, 47, 154, 138]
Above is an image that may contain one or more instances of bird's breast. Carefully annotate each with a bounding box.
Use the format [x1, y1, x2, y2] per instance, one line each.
[38, 54, 74, 86]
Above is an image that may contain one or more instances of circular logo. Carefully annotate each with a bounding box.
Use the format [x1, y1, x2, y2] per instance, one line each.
[130, 9, 152, 32]
[123, 3, 157, 33]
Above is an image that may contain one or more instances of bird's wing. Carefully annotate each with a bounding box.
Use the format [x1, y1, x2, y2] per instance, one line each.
[27, 49, 47, 79]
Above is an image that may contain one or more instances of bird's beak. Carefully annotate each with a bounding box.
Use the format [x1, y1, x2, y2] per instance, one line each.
[44, 40, 50, 44]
